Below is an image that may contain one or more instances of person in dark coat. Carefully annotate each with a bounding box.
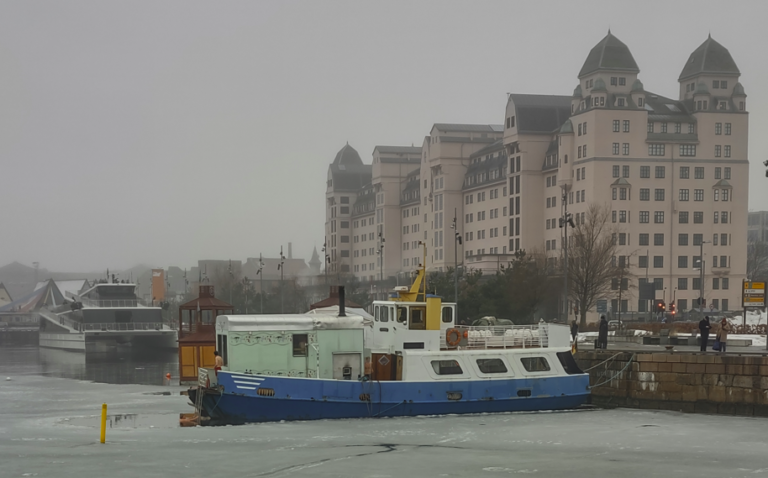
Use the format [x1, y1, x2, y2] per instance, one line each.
[570, 320, 579, 352]
[597, 315, 609, 349]
[698, 316, 711, 352]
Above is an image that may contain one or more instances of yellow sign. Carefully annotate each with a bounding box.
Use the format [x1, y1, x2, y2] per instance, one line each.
[742, 282, 765, 307]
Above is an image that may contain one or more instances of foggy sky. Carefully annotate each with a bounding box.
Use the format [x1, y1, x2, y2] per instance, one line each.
[2, 0, 767, 272]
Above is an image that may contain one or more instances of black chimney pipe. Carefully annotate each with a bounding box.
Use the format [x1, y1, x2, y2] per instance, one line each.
[338, 286, 346, 317]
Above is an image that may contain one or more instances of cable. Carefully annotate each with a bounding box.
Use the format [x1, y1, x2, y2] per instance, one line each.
[583, 352, 624, 372]
[372, 400, 406, 417]
[589, 353, 635, 389]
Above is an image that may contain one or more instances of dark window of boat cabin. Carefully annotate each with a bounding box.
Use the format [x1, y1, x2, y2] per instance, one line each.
[520, 357, 550, 372]
[380, 306, 389, 322]
[409, 306, 426, 330]
[476, 358, 507, 374]
[292, 334, 308, 356]
[374, 305, 380, 321]
[441, 306, 453, 323]
[431, 360, 463, 375]
[217, 334, 228, 365]
[396, 307, 407, 323]
[556, 352, 583, 375]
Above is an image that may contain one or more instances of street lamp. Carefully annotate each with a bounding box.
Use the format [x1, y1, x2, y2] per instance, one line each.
[451, 209, 463, 319]
[697, 240, 711, 313]
[255, 253, 265, 314]
[558, 187, 575, 323]
[278, 246, 286, 314]
[376, 232, 385, 283]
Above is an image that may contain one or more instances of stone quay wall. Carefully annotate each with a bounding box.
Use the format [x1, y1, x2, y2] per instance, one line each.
[574, 351, 768, 417]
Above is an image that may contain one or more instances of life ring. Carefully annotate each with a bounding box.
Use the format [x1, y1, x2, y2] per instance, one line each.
[446, 328, 462, 347]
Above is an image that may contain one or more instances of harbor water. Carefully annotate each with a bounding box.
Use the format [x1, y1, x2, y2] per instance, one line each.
[1, 345, 767, 477]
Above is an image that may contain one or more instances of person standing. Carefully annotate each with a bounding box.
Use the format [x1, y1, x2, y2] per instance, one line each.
[570, 320, 579, 352]
[214, 350, 223, 375]
[598, 315, 608, 349]
[698, 316, 711, 352]
[718, 319, 732, 354]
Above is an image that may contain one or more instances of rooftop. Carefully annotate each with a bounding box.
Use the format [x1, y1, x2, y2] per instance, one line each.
[579, 31, 640, 78]
[679, 35, 740, 81]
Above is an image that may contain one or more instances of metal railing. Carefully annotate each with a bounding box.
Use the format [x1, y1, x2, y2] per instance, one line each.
[453, 324, 549, 349]
[77, 322, 167, 332]
[80, 298, 149, 308]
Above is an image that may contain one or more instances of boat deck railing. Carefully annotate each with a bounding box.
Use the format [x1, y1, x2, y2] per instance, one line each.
[452, 324, 549, 349]
[77, 322, 168, 332]
[80, 298, 149, 308]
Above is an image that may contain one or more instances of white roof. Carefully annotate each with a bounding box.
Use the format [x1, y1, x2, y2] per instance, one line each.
[216, 314, 369, 332]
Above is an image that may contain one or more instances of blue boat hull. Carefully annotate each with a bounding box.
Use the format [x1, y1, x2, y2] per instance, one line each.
[196, 372, 591, 424]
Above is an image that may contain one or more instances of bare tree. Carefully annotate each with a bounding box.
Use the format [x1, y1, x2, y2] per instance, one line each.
[746, 241, 768, 282]
[567, 203, 622, 327]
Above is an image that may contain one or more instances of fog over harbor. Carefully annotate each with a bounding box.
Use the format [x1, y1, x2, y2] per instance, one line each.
[1, 0, 768, 272]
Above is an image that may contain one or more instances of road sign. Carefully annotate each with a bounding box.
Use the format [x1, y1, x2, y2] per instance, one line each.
[742, 281, 765, 308]
[596, 300, 607, 313]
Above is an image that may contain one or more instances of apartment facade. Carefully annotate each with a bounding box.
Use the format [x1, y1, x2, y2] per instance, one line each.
[324, 32, 749, 320]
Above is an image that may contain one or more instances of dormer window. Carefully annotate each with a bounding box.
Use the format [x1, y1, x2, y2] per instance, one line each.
[721, 81, 727, 89]
[611, 77, 617, 86]
[600, 97, 605, 106]
[718, 101, 727, 110]
[638, 97, 644, 107]
[619, 78, 626, 86]
[713, 80, 720, 89]
[618, 98, 625, 107]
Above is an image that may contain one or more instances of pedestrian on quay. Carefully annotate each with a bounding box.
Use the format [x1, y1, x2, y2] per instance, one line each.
[570, 320, 579, 352]
[698, 315, 711, 352]
[717, 318, 732, 354]
[598, 315, 608, 349]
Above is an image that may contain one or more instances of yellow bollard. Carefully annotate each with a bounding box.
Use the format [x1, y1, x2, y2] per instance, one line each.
[100, 403, 107, 444]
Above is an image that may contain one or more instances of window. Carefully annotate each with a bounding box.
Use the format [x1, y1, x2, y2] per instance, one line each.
[723, 278, 729, 290]
[714, 190, 720, 201]
[520, 357, 551, 372]
[639, 211, 649, 223]
[578, 123, 582, 136]
[722, 299, 729, 311]
[640, 166, 650, 178]
[654, 233, 664, 246]
[693, 212, 703, 223]
[678, 278, 688, 290]
[688, 123, 695, 134]
[693, 234, 703, 246]
[431, 360, 463, 375]
[623, 120, 630, 132]
[612, 143, 620, 155]
[612, 165, 620, 178]
[715, 145, 722, 157]
[639, 256, 648, 268]
[661, 122, 668, 133]
[655, 166, 665, 178]
[639, 189, 650, 201]
[715, 123, 722, 135]
[654, 256, 664, 268]
[639, 233, 649, 246]
[680, 166, 689, 179]
[713, 80, 720, 89]
[694, 189, 704, 202]
[679, 212, 689, 224]
[675, 122, 681, 134]
[725, 123, 731, 135]
[617, 98, 625, 107]
[648, 122, 654, 133]
[654, 211, 665, 223]
[715, 167, 722, 179]
[724, 145, 731, 158]
[613, 120, 620, 132]
[722, 189, 729, 201]
[721, 211, 728, 224]
[679, 145, 696, 157]
[292, 334, 308, 356]
[619, 77, 626, 86]
[611, 77, 617, 86]
[693, 278, 701, 290]
[721, 233, 728, 246]
[654, 278, 664, 291]
[694, 167, 704, 179]
[648, 144, 665, 156]
[623, 143, 629, 155]
[713, 278, 720, 290]
[619, 211, 627, 223]
[725, 167, 731, 180]
[655, 189, 665, 201]
[678, 256, 688, 268]
[679, 233, 689, 245]
[618, 233, 627, 245]
[620, 188, 627, 200]
[679, 189, 689, 201]
[476, 359, 508, 374]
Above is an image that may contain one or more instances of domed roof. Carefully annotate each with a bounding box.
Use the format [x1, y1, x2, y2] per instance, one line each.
[679, 35, 741, 82]
[591, 77, 607, 92]
[332, 143, 363, 166]
[573, 84, 583, 97]
[732, 82, 746, 96]
[559, 120, 574, 134]
[694, 82, 710, 95]
[579, 31, 640, 78]
[631, 79, 644, 92]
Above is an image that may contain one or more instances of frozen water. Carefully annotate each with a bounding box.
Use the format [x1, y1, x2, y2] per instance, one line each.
[1, 347, 768, 477]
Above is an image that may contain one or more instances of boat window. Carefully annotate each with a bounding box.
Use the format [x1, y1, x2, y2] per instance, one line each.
[431, 360, 463, 375]
[217, 334, 228, 365]
[292, 334, 308, 357]
[556, 352, 584, 375]
[396, 307, 407, 323]
[441, 306, 453, 323]
[476, 358, 507, 374]
[520, 357, 551, 372]
[374, 306, 380, 321]
[410, 306, 426, 330]
[381, 306, 389, 322]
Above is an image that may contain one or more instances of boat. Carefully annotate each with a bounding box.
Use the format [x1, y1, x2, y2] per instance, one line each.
[37, 281, 177, 352]
[189, 264, 589, 424]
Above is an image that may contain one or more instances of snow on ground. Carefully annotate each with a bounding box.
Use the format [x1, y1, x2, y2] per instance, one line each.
[731, 309, 767, 326]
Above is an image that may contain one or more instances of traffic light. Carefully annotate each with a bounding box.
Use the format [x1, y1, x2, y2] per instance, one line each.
[655, 300, 666, 313]
[670, 302, 676, 315]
